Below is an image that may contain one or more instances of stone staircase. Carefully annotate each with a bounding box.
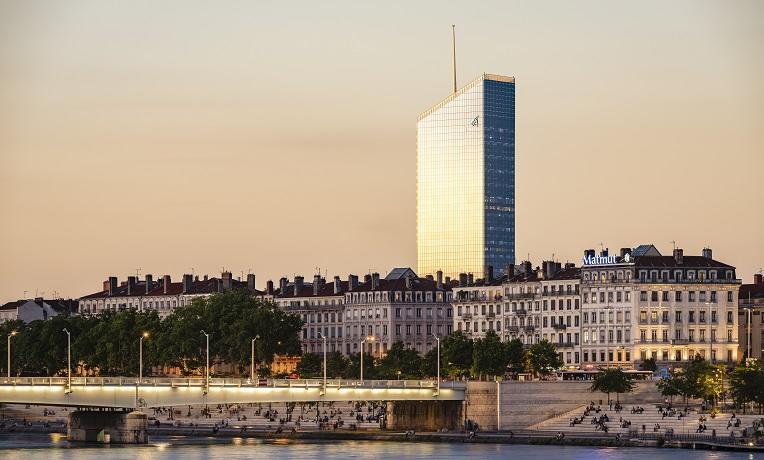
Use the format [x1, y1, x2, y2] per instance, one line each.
[532, 404, 761, 438]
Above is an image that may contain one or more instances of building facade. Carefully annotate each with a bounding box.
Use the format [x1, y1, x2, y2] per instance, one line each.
[738, 273, 764, 360]
[79, 272, 260, 319]
[0, 298, 78, 323]
[581, 245, 740, 370]
[342, 269, 454, 357]
[417, 73, 515, 279]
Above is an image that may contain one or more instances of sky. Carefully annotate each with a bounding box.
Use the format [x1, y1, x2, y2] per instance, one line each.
[0, 0, 762, 302]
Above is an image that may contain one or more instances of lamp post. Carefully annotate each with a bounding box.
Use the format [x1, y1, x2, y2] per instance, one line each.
[200, 330, 210, 390]
[318, 332, 327, 391]
[62, 328, 71, 393]
[433, 335, 440, 395]
[360, 336, 374, 382]
[744, 307, 752, 361]
[139, 332, 149, 382]
[250, 335, 260, 382]
[7, 331, 17, 379]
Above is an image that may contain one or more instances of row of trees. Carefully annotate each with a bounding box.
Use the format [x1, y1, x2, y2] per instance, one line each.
[0, 290, 302, 377]
[297, 330, 564, 380]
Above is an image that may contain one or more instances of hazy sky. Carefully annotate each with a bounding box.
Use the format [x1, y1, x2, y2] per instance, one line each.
[1, 0, 762, 302]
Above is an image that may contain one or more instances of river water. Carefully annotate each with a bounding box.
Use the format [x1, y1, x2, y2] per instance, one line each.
[0, 433, 760, 459]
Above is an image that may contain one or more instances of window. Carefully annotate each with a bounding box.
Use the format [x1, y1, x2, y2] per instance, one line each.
[640, 291, 648, 302]
[727, 291, 733, 302]
[651, 291, 658, 302]
[675, 291, 682, 301]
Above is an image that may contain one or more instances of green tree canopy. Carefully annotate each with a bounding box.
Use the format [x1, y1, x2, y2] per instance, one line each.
[527, 340, 563, 377]
[590, 368, 636, 403]
[471, 330, 508, 379]
[377, 342, 423, 379]
[440, 331, 473, 378]
[505, 338, 527, 374]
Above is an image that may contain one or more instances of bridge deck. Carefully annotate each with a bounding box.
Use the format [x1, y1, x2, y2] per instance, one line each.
[0, 377, 466, 409]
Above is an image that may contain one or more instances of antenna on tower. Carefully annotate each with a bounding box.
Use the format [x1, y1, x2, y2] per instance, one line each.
[451, 25, 457, 93]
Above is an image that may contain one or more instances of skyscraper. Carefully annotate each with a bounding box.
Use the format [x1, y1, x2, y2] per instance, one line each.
[417, 74, 515, 279]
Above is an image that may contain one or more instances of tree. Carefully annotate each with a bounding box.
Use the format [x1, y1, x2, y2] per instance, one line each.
[640, 357, 657, 372]
[729, 360, 764, 414]
[657, 372, 684, 405]
[326, 351, 349, 378]
[377, 342, 423, 379]
[683, 358, 724, 406]
[505, 338, 527, 375]
[527, 340, 563, 378]
[296, 353, 322, 378]
[440, 331, 473, 378]
[591, 368, 635, 403]
[471, 330, 508, 379]
[343, 353, 377, 379]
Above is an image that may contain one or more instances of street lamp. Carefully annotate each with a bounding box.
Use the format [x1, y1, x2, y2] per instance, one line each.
[360, 335, 374, 382]
[139, 332, 149, 382]
[200, 330, 210, 390]
[433, 335, 441, 395]
[62, 328, 71, 393]
[7, 331, 17, 379]
[250, 335, 260, 382]
[318, 332, 327, 391]
[706, 301, 714, 362]
[744, 307, 752, 361]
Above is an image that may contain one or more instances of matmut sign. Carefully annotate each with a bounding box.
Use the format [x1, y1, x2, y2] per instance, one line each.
[582, 253, 631, 265]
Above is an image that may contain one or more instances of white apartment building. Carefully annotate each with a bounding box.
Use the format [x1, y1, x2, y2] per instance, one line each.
[79, 272, 260, 319]
[581, 245, 740, 370]
[342, 268, 453, 357]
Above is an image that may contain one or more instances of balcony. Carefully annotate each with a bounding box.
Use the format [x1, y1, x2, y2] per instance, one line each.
[508, 326, 520, 333]
[487, 312, 496, 319]
[506, 293, 535, 300]
[672, 339, 690, 345]
[524, 325, 536, 332]
[461, 313, 473, 319]
[557, 342, 576, 348]
[514, 309, 528, 316]
[552, 324, 567, 331]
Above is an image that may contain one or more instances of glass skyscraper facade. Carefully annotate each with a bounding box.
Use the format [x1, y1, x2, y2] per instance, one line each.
[417, 74, 515, 279]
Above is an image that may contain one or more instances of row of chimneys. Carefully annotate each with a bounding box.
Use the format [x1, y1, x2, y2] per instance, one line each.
[456, 261, 576, 287]
[583, 247, 714, 265]
[104, 272, 257, 297]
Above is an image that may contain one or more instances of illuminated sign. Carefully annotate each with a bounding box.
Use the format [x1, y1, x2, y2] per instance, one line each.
[582, 253, 631, 265]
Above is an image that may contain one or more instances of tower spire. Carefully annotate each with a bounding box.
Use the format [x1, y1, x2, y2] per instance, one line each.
[451, 25, 457, 93]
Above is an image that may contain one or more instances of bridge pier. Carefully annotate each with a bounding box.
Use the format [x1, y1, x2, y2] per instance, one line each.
[386, 400, 463, 432]
[67, 410, 147, 444]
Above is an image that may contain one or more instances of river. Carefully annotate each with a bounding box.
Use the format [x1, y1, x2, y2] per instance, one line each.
[0, 433, 760, 459]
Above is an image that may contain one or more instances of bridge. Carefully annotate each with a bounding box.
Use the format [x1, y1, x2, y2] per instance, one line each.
[0, 376, 466, 409]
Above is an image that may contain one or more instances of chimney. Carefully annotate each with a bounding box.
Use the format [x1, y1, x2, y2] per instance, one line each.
[127, 276, 137, 296]
[458, 273, 468, 287]
[436, 270, 443, 289]
[506, 264, 515, 278]
[222, 271, 233, 291]
[163, 275, 171, 294]
[294, 276, 304, 296]
[182, 274, 193, 294]
[363, 274, 372, 284]
[247, 273, 256, 292]
[445, 276, 451, 285]
[145, 274, 153, 294]
[523, 261, 532, 274]
[371, 272, 380, 290]
[544, 261, 558, 279]
[485, 266, 494, 283]
[565, 262, 575, 269]
[585, 249, 595, 259]
[620, 247, 631, 258]
[266, 280, 274, 295]
[348, 274, 359, 291]
[279, 277, 288, 295]
[313, 274, 322, 295]
[108, 276, 118, 296]
[333, 276, 342, 294]
[405, 275, 412, 289]
[426, 274, 434, 281]
[754, 274, 763, 285]
[601, 247, 609, 257]
[673, 248, 684, 265]
[467, 273, 474, 285]
[203, 274, 208, 281]
[702, 247, 713, 259]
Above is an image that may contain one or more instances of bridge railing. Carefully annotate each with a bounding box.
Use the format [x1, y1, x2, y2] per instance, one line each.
[0, 376, 466, 390]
